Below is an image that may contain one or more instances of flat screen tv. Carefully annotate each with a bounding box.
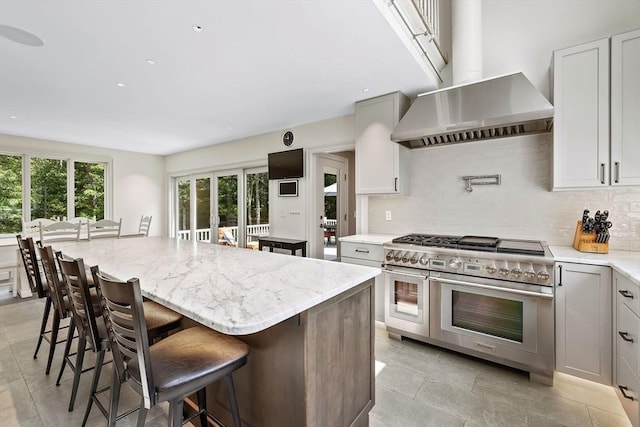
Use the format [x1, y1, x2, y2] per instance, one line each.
[268, 148, 304, 180]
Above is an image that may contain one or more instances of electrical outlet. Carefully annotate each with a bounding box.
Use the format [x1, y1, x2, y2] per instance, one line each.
[385, 211, 392, 221]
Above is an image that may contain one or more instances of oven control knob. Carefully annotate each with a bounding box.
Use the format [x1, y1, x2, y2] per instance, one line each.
[385, 251, 395, 262]
[410, 253, 419, 264]
[485, 264, 497, 274]
[419, 255, 429, 265]
[499, 265, 510, 277]
[393, 252, 402, 262]
[537, 270, 550, 283]
[511, 267, 523, 279]
[402, 252, 410, 263]
[448, 257, 462, 270]
[524, 265, 536, 281]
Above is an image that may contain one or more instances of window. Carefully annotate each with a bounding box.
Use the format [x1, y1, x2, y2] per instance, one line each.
[0, 153, 109, 236]
[30, 157, 68, 220]
[74, 161, 105, 219]
[0, 154, 23, 234]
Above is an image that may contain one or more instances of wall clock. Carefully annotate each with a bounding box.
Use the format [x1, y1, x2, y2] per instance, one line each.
[282, 131, 294, 146]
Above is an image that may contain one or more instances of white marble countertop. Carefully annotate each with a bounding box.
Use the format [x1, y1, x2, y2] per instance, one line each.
[52, 237, 380, 335]
[338, 234, 399, 245]
[549, 246, 640, 285]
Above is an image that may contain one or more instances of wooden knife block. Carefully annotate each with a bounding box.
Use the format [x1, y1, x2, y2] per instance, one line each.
[572, 221, 609, 254]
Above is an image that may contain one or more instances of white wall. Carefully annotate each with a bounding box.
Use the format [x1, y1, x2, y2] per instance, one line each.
[165, 115, 355, 245]
[367, 0, 640, 251]
[0, 133, 166, 236]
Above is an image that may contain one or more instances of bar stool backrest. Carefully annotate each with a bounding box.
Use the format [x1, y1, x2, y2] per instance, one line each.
[94, 272, 154, 408]
[57, 256, 101, 352]
[16, 235, 46, 298]
[37, 245, 69, 320]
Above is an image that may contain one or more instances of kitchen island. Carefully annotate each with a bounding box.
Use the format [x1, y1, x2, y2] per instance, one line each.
[53, 237, 379, 427]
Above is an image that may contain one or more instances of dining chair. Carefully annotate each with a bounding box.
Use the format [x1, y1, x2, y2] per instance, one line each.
[88, 218, 122, 240]
[68, 217, 94, 239]
[22, 218, 55, 239]
[94, 270, 249, 427]
[138, 215, 152, 236]
[16, 235, 69, 374]
[40, 220, 82, 243]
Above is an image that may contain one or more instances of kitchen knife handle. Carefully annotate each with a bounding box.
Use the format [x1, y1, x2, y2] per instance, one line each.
[557, 264, 563, 287]
[615, 162, 620, 183]
[600, 163, 605, 184]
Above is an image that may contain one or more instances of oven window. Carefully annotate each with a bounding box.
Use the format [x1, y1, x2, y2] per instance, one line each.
[451, 291, 523, 342]
[394, 280, 419, 316]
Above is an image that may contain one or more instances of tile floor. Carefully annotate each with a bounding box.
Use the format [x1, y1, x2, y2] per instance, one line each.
[370, 323, 631, 427]
[0, 295, 632, 426]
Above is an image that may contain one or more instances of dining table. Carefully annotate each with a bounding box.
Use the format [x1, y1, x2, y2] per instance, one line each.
[53, 236, 379, 427]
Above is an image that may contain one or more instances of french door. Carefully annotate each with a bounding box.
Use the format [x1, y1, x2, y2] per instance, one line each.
[176, 173, 213, 242]
[213, 170, 242, 246]
[174, 168, 267, 249]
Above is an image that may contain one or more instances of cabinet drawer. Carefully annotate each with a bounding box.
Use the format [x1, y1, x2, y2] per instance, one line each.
[616, 353, 640, 427]
[340, 242, 384, 262]
[618, 299, 639, 376]
[617, 275, 640, 317]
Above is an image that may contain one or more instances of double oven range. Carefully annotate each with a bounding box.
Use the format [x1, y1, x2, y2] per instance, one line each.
[383, 234, 555, 384]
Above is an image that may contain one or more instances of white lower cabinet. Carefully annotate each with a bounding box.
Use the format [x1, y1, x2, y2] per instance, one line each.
[615, 271, 640, 426]
[340, 241, 384, 322]
[555, 262, 612, 384]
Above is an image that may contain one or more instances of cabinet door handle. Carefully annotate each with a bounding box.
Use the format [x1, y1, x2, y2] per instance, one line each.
[619, 331, 635, 343]
[619, 290, 634, 299]
[600, 163, 606, 184]
[615, 162, 620, 184]
[557, 264, 563, 286]
[394, 177, 398, 192]
[619, 385, 636, 401]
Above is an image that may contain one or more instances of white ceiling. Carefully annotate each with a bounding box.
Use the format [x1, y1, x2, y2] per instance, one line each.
[0, 0, 438, 155]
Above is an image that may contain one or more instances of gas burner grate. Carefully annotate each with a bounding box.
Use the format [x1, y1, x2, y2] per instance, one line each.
[392, 234, 462, 248]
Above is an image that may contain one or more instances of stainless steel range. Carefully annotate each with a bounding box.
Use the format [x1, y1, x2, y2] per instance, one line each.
[383, 234, 555, 385]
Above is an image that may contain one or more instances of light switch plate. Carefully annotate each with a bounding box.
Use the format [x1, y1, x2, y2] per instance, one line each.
[385, 211, 392, 221]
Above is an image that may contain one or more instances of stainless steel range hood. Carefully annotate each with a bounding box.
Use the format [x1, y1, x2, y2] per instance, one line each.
[391, 72, 554, 148]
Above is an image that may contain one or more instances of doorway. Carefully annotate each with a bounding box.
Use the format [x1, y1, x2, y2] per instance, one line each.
[314, 154, 348, 261]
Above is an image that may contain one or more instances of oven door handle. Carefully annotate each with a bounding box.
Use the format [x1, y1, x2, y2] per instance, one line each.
[434, 277, 554, 299]
[384, 269, 427, 280]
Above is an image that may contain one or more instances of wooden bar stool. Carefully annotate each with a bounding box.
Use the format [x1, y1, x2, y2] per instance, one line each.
[53, 254, 184, 415]
[16, 235, 70, 375]
[94, 270, 250, 427]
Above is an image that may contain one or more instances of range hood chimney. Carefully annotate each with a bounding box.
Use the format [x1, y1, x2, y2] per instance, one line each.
[392, 1, 553, 149]
[391, 72, 554, 149]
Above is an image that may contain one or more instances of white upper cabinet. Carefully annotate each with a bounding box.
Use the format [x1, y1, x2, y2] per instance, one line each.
[553, 29, 640, 189]
[611, 28, 640, 186]
[552, 38, 610, 189]
[355, 92, 410, 195]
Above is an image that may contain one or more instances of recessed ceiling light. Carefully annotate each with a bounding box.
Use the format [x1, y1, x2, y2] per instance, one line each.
[116, 82, 125, 87]
[362, 88, 370, 93]
[192, 25, 203, 32]
[145, 59, 156, 65]
[227, 126, 233, 130]
[0, 24, 44, 47]
[9, 115, 18, 119]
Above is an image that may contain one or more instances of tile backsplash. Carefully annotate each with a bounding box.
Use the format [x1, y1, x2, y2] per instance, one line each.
[368, 134, 640, 251]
